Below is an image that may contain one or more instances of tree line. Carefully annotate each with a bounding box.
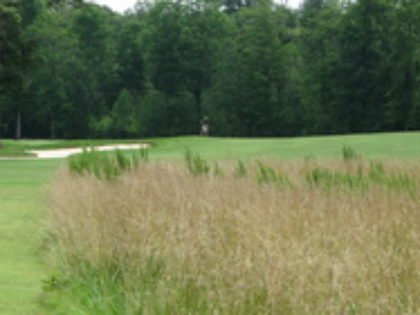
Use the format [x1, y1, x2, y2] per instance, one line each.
[0, 0, 419, 139]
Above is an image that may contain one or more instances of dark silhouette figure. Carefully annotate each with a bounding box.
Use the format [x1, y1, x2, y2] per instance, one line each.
[200, 116, 209, 136]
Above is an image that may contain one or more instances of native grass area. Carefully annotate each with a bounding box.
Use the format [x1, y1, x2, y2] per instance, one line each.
[45, 144, 419, 314]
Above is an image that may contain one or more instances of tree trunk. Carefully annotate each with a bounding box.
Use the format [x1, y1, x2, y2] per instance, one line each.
[51, 120, 56, 139]
[15, 109, 21, 140]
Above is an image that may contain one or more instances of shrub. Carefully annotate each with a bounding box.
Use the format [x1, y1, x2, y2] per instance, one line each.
[139, 147, 149, 162]
[368, 161, 385, 181]
[342, 145, 361, 161]
[184, 148, 210, 176]
[68, 148, 142, 180]
[385, 172, 416, 195]
[256, 161, 291, 186]
[306, 166, 367, 191]
[305, 167, 335, 190]
[368, 161, 416, 194]
[234, 160, 247, 178]
[213, 162, 223, 177]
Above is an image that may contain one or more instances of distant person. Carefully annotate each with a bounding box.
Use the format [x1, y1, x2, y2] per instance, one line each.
[200, 116, 209, 136]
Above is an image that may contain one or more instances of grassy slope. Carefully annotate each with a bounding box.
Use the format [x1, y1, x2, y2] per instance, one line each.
[149, 132, 420, 160]
[0, 131, 420, 313]
[0, 159, 61, 314]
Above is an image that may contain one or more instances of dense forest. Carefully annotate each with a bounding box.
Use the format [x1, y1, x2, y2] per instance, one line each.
[0, 0, 419, 139]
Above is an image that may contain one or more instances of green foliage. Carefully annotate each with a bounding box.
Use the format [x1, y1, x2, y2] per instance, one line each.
[256, 161, 291, 186]
[305, 166, 367, 191]
[299, 0, 342, 134]
[116, 18, 144, 94]
[333, 0, 394, 132]
[2, 0, 420, 138]
[368, 161, 385, 181]
[42, 273, 68, 293]
[41, 257, 218, 314]
[139, 147, 149, 162]
[90, 115, 112, 138]
[41, 262, 126, 313]
[68, 148, 143, 180]
[385, 172, 416, 194]
[213, 162, 223, 177]
[386, 0, 420, 130]
[184, 148, 210, 176]
[110, 89, 139, 138]
[204, 4, 292, 136]
[234, 160, 247, 178]
[138, 90, 197, 137]
[368, 161, 416, 194]
[305, 167, 332, 188]
[342, 145, 361, 161]
[306, 161, 417, 194]
[0, 4, 24, 92]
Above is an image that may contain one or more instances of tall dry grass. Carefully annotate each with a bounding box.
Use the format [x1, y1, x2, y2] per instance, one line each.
[47, 160, 420, 314]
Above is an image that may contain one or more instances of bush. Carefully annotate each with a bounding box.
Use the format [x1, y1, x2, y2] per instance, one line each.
[368, 161, 385, 181]
[306, 161, 417, 194]
[68, 148, 144, 180]
[305, 167, 335, 190]
[342, 145, 361, 161]
[234, 160, 247, 178]
[305, 166, 368, 191]
[184, 148, 210, 176]
[213, 162, 223, 177]
[256, 161, 291, 186]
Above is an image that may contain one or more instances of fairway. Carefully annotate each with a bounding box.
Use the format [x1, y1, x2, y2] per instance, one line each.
[148, 132, 420, 160]
[0, 132, 420, 313]
[0, 159, 60, 314]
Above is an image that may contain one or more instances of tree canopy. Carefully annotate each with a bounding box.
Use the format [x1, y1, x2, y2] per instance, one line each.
[1, 0, 420, 139]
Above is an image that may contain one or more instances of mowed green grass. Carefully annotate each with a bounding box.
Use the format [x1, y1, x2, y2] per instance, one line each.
[148, 132, 420, 160]
[0, 131, 420, 313]
[0, 159, 61, 314]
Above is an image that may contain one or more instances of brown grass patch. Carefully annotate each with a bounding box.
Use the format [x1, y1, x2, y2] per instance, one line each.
[47, 160, 420, 314]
